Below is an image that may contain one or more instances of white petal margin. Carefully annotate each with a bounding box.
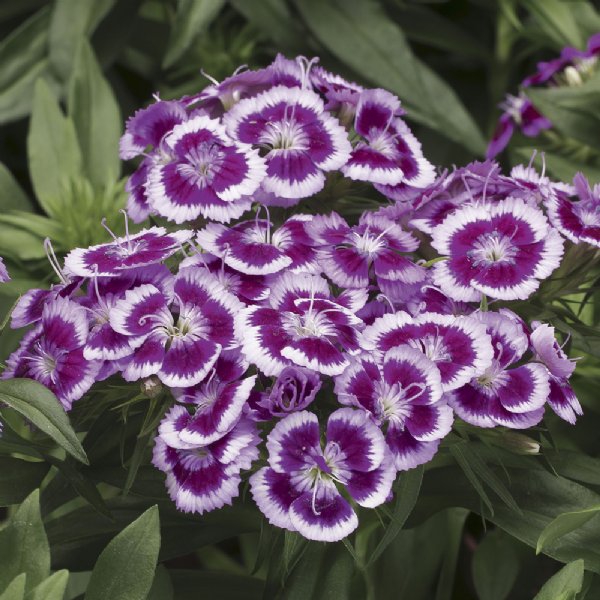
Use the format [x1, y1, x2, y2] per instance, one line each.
[249, 468, 297, 532]
[235, 306, 290, 377]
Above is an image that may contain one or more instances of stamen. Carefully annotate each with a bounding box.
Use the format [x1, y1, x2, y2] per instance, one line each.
[119, 209, 131, 250]
[402, 381, 426, 404]
[101, 218, 120, 243]
[376, 293, 395, 313]
[200, 69, 220, 86]
[43, 238, 68, 285]
[540, 151, 547, 180]
[527, 149, 537, 172]
[297, 56, 320, 89]
[311, 471, 322, 516]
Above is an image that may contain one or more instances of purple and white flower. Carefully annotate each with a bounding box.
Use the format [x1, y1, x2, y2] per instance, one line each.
[0, 257, 9, 283]
[250, 408, 395, 541]
[120, 99, 188, 160]
[236, 272, 367, 377]
[146, 115, 266, 224]
[447, 311, 549, 428]
[335, 347, 452, 470]
[341, 89, 435, 189]
[162, 352, 256, 446]
[257, 365, 321, 417]
[64, 227, 193, 277]
[224, 85, 351, 199]
[486, 94, 551, 159]
[3, 296, 100, 410]
[110, 268, 242, 387]
[530, 322, 582, 424]
[360, 311, 493, 392]
[308, 211, 423, 292]
[431, 197, 564, 301]
[153, 409, 259, 514]
[547, 173, 600, 247]
[197, 214, 316, 276]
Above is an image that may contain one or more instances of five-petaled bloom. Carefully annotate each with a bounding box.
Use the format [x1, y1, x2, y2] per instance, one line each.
[250, 408, 395, 541]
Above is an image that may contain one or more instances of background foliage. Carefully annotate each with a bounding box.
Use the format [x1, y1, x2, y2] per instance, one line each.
[1, 0, 600, 598]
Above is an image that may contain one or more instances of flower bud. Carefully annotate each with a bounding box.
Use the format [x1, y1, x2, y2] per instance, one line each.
[140, 376, 162, 398]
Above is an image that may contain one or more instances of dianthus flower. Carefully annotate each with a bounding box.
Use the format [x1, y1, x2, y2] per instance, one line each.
[250, 408, 395, 541]
[236, 272, 366, 376]
[335, 347, 452, 470]
[447, 311, 549, 428]
[431, 197, 563, 301]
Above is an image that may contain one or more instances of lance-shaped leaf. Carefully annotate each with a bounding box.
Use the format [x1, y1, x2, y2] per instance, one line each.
[533, 560, 584, 600]
[84, 505, 160, 600]
[537, 505, 600, 554]
[68, 39, 121, 188]
[27, 78, 82, 216]
[0, 378, 88, 465]
[0, 490, 50, 593]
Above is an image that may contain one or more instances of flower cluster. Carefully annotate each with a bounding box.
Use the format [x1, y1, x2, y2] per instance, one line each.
[487, 33, 600, 157]
[2, 55, 589, 543]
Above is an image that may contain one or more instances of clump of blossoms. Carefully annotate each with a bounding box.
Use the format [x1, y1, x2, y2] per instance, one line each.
[487, 32, 600, 157]
[2, 55, 590, 543]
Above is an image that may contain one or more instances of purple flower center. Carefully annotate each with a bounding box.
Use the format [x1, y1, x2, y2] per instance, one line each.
[284, 310, 336, 339]
[27, 342, 62, 384]
[374, 379, 425, 426]
[261, 119, 307, 151]
[350, 227, 389, 255]
[409, 333, 451, 362]
[468, 232, 518, 267]
[475, 359, 509, 393]
[178, 143, 226, 186]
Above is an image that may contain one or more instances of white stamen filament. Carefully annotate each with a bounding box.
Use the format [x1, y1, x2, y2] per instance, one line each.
[43, 238, 69, 285]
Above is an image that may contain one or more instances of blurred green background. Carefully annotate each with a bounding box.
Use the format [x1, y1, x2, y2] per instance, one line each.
[1, 2, 600, 598]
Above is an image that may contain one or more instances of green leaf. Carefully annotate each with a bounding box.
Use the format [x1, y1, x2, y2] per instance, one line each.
[367, 465, 423, 567]
[84, 505, 160, 600]
[0, 457, 49, 507]
[229, 0, 306, 54]
[522, 0, 583, 49]
[42, 455, 112, 519]
[294, 0, 486, 154]
[450, 442, 520, 514]
[472, 530, 520, 600]
[537, 506, 600, 554]
[0, 378, 88, 465]
[533, 560, 584, 600]
[25, 571, 69, 600]
[0, 163, 33, 212]
[0, 7, 51, 125]
[0, 225, 46, 261]
[27, 79, 82, 216]
[434, 508, 469, 600]
[0, 490, 50, 593]
[280, 543, 354, 600]
[0, 213, 63, 241]
[0, 574, 26, 600]
[415, 463, 600, 573]
[169, 570, 263, 600]
[391, 4, 489, 59]
[68, 39, 121, 188]
[163, 0, 225, 68]
[48, 0, 117, 82]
